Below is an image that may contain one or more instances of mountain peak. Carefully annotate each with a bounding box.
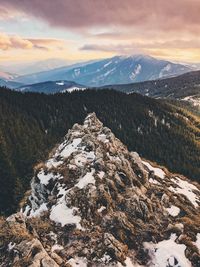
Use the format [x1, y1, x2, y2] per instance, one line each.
[2, 114, 200, 266]
[83, 112, 102, 128]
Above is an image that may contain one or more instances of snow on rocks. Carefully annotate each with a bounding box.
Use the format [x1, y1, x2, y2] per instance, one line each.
[60, 138, 82, 158]
[166, 205, 180, 217]
[66, 87, 86, 93]
[98, 133, 109, 143]
[75, 169, 95, 189]
[49, 182, 82, 229]
[29, 202, 48, 217]
[142, 160, 165, 179]
[144, 234, 192, 267]
[8, 242, 16, 251]
[97, 206, 106, 213]
[149, 178, 161, 185]
[50, 202, 82, 228]
[67, 257, 88, 267]
[97, 171, 105, 179]
[169, 177, 200, 208]
[37, 170, 57, 185]
[18, 113, 200, 267]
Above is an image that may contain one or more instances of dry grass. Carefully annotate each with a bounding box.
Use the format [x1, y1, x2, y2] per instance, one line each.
[34, 161, 46, 172]
[181, 214, 200, 235]
[29, 215, 53, 236]
[0, 217, 31, 246]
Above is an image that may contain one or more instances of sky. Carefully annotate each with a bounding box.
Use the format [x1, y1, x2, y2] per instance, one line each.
[0, 0, 200, 64]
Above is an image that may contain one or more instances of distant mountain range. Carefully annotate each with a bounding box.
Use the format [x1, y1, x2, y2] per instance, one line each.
[0, 71, 22, 89]
[0, 79, 23, 89]
[0, 58, 74, 76]
[102, 70, 200, 106]
[17, 80, 85, 94]
[0, 71, 18, 80]
[13, 55, 192, 86]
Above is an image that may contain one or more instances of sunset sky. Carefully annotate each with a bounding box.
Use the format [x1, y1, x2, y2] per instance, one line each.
[0, 0, 200, 63]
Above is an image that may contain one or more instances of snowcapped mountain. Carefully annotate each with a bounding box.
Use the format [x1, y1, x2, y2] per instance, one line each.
[13, 55, 192, 86]
[17, 80, 85, 94]
[1, 113, 200, 266]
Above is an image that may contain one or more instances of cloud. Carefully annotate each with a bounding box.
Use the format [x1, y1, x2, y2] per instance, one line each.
[28, 38, 65, 50]
[80, 39, 200, 54]
[0, 33, 32, 50]
[0, 32, 65, 51]
[1, 0, 200, 34]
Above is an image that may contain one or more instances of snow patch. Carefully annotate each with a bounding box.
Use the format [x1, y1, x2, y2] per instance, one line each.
[142, 161, 165, 179]
[103, 61, 112, 68]
[29, 203, 48, 217]
[130, 64, 142, 80]
[169, 177, 199, 208]
[75, 169, 95, 189]
[98, 133, 109, 143]
[65, 87, 86, 93]
[60, 138, 82, 158]
[50, 202, 82, 229]
[8, 242, 16, 251]
[98, 171, 105, 179]
[51, 244, 64, 252]
[98, 206, 106, 213]
[144, 234, 192, 267]
[67, 257, 88, 267]
[166, 205, 180, 217]
[159, 64, 172, 78]
[56, 81, 64, 86]
[149, 178, 161, 185]
[37, 170, 55, 185]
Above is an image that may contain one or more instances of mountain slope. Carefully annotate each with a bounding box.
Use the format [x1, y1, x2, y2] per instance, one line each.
[14, 55, 192, 86]
[0, 88, 199, 216]
[0, 78, 23, 89]
[103, 70, 200, 106]
[1, 114, 200, 266]
[17, 80, 86, 94]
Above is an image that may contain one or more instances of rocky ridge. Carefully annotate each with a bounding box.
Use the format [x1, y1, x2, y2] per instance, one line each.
[0, 113, 200, 267]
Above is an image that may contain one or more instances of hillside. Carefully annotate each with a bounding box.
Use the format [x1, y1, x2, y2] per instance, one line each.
[0, 88, 199, 215]
[13, 55, 191, 86]
[17, 80, 85, 94]
[0, 78, 23, 89]
[102, 70, 200, 106]
[0, 114, 200, 266]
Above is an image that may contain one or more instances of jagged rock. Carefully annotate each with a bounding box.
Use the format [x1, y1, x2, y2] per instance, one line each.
[1, 113, 200, 266]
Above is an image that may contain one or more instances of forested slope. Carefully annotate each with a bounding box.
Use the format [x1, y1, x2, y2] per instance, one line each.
[0, 88, 199, 214]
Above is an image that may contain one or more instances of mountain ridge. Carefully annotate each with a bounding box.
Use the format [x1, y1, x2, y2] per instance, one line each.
[17, 80, 86, 94]
[101, 70, 200, 101]
[13, 55, 192, 86]
[1, 113, 199, 266]
[0, 88, 199, 216]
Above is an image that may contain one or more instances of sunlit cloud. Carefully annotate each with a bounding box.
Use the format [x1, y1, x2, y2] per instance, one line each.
[0, 33, 33, 50]
[0, 32, 66, 51]
[0, 0, 200, 63]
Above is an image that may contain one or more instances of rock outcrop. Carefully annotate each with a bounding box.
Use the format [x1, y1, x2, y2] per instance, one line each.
[0, 113, 200, 267]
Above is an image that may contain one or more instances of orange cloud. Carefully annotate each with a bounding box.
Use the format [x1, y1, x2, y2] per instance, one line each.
[0, 33, 65, 51]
